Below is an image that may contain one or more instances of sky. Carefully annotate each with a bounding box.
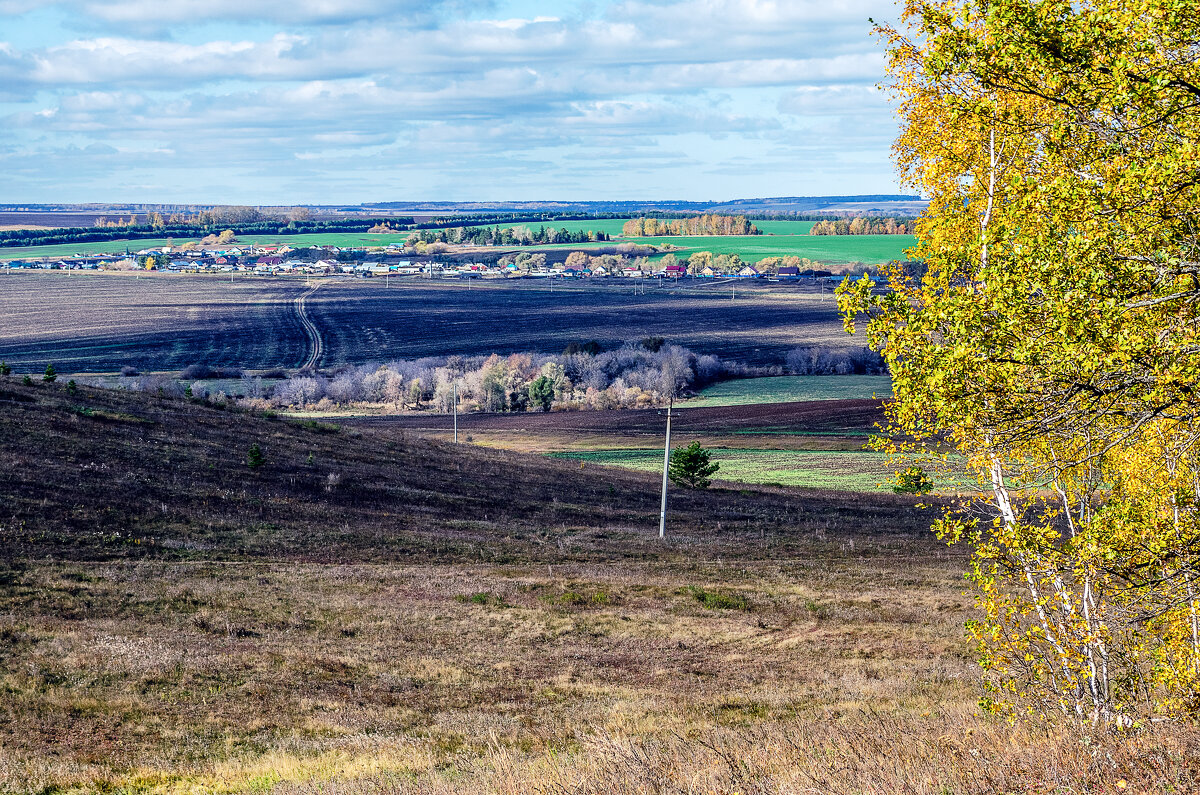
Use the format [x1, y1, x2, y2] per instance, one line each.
[0, 0, 903, 204]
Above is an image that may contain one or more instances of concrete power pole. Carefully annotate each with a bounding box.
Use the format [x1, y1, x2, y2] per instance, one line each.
[453, 381, 458, 443]
[659, 396, 673, 540]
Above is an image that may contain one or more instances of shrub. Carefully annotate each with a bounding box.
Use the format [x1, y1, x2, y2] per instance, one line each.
[686, 585, 749, 611]
[456, 592, 506, 607]
[246, 443, 265, 469]
[42, 364, 57, 383]
[669, 442, 720, 489]
[893, 466, 933, 495]
[22, 375, 32, 386]
[563, 340, 603, 356]
[120, 366, 140, 377]
[640, 336, 666, 352]
[180, 364, 244, 380]
[0, 361, 10, 377]
[66, 380, 77, 395]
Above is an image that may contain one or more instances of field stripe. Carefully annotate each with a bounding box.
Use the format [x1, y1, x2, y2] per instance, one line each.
[296, 281, 324, 369]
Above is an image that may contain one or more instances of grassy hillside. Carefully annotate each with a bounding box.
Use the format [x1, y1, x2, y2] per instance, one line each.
[1, 380, 921, 563]
[1, 380, 1192, 793]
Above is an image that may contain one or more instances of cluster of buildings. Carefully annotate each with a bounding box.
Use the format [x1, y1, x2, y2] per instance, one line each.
[2, 242, 845, 282]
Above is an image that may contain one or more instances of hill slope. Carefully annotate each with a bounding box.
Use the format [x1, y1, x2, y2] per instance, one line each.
[0, 380, 935, 564]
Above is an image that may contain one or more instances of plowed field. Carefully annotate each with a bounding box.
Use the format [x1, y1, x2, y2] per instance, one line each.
[0, 272, 849, 373]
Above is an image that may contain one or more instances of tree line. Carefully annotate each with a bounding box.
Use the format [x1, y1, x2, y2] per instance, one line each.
[0, 217, 416, 249]
[809, 217, 912, 235]
[622, 215, 761, 237]
[95, 340, 885, 415]
[405, 225, 611, 248]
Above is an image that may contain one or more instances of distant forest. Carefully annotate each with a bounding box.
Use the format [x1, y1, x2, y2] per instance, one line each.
[405, 225, 611, 247]
[809, 217, 913, 235]
[621, 215, 761, 237]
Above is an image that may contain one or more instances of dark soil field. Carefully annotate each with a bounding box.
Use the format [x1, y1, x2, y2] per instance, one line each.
[343, 398, 884, 453]
[0, 272, 309, 374]
[313, 278, 846, 367]
[0, 271, 848, 374]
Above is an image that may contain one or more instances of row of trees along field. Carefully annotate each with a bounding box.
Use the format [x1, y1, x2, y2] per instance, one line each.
[840, 0, 1200, 727]
[241, 343, 752, 413]
[809, 217, 913, 235]
[405, 225, 611, 247]
[97, 342, 884, 412]
[0, 216, 416, 248]
[621, 215, 761, 237]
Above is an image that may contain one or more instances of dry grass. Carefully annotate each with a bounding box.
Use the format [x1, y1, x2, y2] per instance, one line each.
[1, 381, 1197, 793]
[0, 557, 979, 793]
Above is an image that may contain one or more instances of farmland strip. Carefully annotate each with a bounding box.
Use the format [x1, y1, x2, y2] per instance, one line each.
[296, 281, 324, 369]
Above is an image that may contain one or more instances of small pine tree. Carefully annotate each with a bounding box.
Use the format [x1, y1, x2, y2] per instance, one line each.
[0, 361, 10, 377]
[22, 375, 32, 386]
[66, 380, 78, 395]
[184, 384, 193, 399]
[527, 375, 554, 412]
[42, 364, 57, 383]
[669, 442, 720, 489]
[893, 466, 933, 495]
[247, 443, 265, 469]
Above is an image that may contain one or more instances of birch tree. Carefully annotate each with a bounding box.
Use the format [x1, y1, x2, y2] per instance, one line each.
[839, 0, 1200, 726]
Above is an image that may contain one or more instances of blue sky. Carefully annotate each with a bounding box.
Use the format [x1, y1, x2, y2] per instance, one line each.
[0, 0, 902, 204]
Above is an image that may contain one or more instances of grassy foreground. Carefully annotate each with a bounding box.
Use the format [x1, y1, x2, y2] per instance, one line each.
[1, 380, 1196, 793]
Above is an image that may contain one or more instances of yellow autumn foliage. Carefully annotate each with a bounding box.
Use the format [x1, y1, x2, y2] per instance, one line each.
[840, 0, 1200, 726]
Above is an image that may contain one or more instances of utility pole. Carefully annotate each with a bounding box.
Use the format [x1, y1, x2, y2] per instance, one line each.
[659, 395, 673, 540]
[453, 381, 458, 443]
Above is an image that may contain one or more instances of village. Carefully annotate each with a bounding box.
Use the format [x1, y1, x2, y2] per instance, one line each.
[1, 240, 848, 282]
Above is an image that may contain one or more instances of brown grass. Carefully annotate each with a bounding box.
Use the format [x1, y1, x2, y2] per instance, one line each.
[0, 380, 1196, 793]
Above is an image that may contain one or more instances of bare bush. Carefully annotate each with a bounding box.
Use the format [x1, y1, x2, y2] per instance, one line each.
[785, 346, 886, 375]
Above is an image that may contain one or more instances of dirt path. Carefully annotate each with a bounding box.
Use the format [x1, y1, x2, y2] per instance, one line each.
[295, 281, 324, 369]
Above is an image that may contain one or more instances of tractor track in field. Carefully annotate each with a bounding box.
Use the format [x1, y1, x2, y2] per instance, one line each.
[295, 281, 324, 370]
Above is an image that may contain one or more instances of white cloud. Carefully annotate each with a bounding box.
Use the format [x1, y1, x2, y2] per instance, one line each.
[48, 0, 492, 26]
[0, 0, 903, 201]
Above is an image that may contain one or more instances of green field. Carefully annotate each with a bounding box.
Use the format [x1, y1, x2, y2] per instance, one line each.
[687, 375, 893, 408]
[549, 447, 896, 491]
[752, 220, 817, 235]
[626, 234, 915, 264]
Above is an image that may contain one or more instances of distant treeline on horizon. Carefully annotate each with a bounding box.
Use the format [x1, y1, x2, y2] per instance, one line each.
[0, 204, 924, 249]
